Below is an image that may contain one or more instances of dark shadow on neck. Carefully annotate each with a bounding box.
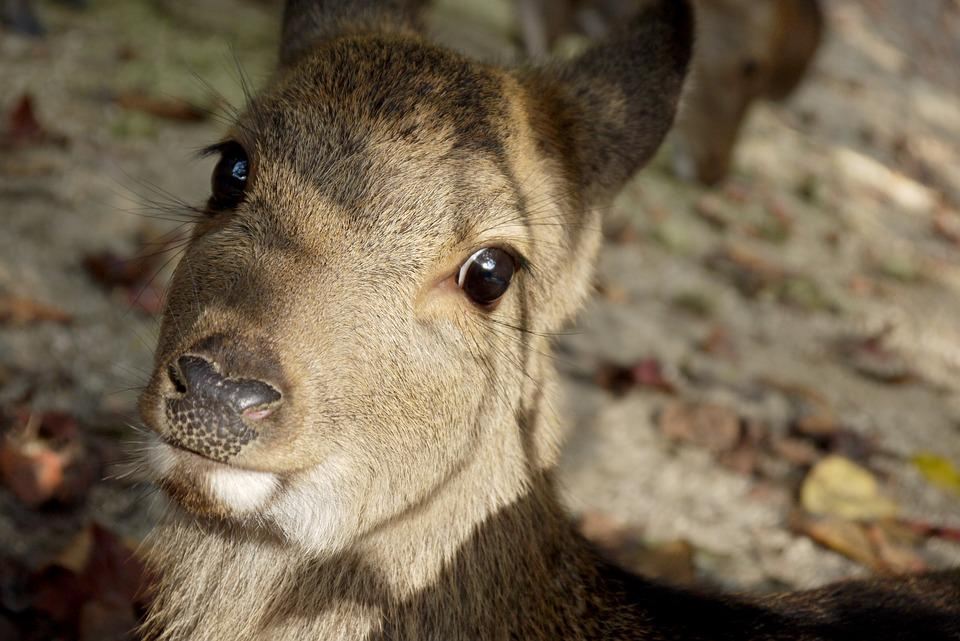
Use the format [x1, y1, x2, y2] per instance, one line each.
[268, 472, 960, 640]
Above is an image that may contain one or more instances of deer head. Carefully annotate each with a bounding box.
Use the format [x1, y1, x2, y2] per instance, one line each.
[137, 1, 692, 637]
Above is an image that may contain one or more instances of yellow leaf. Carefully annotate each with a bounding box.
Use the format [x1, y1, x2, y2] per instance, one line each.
[801, 456, 899, 520]
[911, 453, 960, 496]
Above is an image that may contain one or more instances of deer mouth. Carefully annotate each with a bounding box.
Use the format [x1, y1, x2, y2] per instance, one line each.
[146, 435, 281, 517]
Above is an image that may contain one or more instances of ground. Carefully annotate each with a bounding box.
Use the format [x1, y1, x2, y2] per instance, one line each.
[0, 0, 958, 634]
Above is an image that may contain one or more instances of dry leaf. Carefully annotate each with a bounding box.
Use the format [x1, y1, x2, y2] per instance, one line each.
[116, 91, 208, 122]
[0, 295, 72, 326]
[2, 95, 68, 149]
[911, 453, 960, 496]
[660, 402, 741, 454]
[0, 440, 66, 507]
[799, 515, 878, 568]
[800, 456, 899, 520]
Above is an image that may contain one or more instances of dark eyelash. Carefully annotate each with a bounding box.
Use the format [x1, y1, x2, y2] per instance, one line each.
[196, 141, 231, 159]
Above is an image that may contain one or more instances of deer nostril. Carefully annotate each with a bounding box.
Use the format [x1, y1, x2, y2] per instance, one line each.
[167, 363, 188, 394]
[172, 354, 282, 416]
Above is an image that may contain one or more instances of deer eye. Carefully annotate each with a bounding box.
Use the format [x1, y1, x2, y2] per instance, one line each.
[209, 141, 249, 211]
[456, 248, 516, 308]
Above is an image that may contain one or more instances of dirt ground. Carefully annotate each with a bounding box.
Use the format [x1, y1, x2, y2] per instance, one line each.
[1, 0, 959, 618]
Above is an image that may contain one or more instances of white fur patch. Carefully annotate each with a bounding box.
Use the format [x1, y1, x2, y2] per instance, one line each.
[207, 467, 279, 514]
[145, 438, 178, 479]
[265, 453, 356, 557]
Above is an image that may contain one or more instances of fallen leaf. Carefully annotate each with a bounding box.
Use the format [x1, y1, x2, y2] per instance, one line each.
[693, 194, 730, 230]
[800, 456, 899, 521]
[705, 246, 786, 298]
[594, 359, 677, 395]
[579, 511, 634, 551]
[771, 436, 821, 467]
[699, 325, 736, 359]
[932, 209, 960, 246]
[115, 91, 208, 122]
[836, 329, 914, 385]
[83, 251, 155, 289]
[659, 402, 741, 454]
[2, 95, 68, 149]
[911, 453, 960, 496]
[0, 439, 66, 507]
[0, 295, 72, 326]
[798, 514, 878, 568]
[578, 512, 695, 586]
[83, 249, 164, 316]
[631, 359, 676, 394]
[866, 523, 927, 573]
[53, 528, 95, 574]
[671, 291, 714, 318]
[631, 539, 696, 586]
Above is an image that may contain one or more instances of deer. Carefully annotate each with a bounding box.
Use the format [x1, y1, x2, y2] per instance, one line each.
[518, 0, 824, 186]
[135, 1, 960, 639]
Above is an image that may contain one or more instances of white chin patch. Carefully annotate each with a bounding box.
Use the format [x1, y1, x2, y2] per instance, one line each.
[207, 466, 279, 514]
[265, 453, 355, 557]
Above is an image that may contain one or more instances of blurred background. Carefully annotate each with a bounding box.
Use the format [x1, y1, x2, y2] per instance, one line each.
[1, 0, 959, 638]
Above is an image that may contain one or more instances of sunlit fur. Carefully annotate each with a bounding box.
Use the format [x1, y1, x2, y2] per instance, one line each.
[137, 2, 960, 640]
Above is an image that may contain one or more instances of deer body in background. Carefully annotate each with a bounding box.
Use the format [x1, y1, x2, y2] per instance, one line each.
[137, 1, 959, 639]
[519, 0, 824, 185]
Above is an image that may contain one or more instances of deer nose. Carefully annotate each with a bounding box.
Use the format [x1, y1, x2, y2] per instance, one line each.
[162, 346, 283, 462]
[171, 356, 282, 415]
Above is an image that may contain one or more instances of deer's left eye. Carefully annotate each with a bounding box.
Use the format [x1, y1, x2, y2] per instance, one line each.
[457, 248, 516, 308]
[209, 141, 249, 211]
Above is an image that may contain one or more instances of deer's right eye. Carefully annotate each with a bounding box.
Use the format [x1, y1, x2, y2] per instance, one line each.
[209, 142, 249, 211]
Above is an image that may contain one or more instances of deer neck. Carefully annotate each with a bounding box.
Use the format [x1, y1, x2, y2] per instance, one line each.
[142, 361, 622, 641]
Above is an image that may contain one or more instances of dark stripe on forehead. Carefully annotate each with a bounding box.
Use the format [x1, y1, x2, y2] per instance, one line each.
[249, 37, 509, 216]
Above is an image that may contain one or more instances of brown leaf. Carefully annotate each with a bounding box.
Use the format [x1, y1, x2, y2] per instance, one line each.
[932, 209, 960, 246]
[2, 95, 68, 149]
[631, 539, 696, 586]
[579, 511, 634, 551]
[771, 436, 820, 467]
[83, 250, 164, 316]
[659, 402, 741, 454]
[0, 295, 72, 327]
[578, 512, 695, 586]
[693, 195, 730, 230]
[594, 359, 676, 395]
[698, 325, 736, 359]
[631, 359, 676, 394]
[836, 328, 914, 385]
[866, 523, 927, 574]
[83, 251, 155, 289]
[705, 246, 787, 298]
[116, 91, 208, 122]
[0, 439, 66, 507]
[798, 515, 881, 569]
[53, 527, 95, 574]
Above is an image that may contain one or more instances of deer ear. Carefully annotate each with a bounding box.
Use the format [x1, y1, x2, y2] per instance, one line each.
[520, 0, 694, 203]
[279, 0, 425, 67]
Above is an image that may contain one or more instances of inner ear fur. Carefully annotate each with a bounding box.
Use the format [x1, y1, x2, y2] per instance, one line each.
[279, 0, 427, 67]
[519, 0, 695, 205]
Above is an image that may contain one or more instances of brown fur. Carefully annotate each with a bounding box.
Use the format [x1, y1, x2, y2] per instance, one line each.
[137, 1, 959, 640]
[518, 0, 825, 186]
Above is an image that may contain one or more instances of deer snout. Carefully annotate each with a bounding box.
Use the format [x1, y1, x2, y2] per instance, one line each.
[160, 337, 284, 463]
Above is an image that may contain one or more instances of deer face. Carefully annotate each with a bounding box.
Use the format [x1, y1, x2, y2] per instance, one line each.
[138, 2, 692, 558]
